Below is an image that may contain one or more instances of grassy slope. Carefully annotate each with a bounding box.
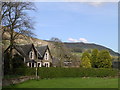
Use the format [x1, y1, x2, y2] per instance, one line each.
[64, 42, 119, 56]
[5, 78, 118, 88]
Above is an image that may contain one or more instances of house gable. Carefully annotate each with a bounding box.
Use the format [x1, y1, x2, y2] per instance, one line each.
[37, 45, 52, 60]
[4, 44, 53, 67]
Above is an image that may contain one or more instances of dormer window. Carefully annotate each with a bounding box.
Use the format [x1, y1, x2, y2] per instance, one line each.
[29, 51, 34, 59]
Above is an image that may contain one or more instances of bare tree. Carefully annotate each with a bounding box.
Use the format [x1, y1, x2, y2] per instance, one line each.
[50, 37, 62, 43]
[50, 37, 80, 67]
[1, 2, 35, 70]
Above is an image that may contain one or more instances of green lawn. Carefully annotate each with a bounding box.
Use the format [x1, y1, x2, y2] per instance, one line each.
[5, 77, 118, 88]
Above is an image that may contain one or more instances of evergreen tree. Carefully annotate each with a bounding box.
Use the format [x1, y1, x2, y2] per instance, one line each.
[81, 56, 91, 68]
[81, 51, 90, 60]
[91, 49, 99, 68]
[96, 50, 112, 68]
[81, 51, 91, 68]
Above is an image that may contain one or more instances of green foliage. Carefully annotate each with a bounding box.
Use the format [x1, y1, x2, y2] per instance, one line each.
[81, 51, 91, 60]
[12, 54, 26, 68]
[12, 68, 36, 76]
[97, 50, 112, 68]
[81, 49, 112, 68]
[81, 51, 91, 68]
[91, 49, 99, 68]
[81, 56, 91, 68]
[5, 67, 118, 79]
[38, 68, 118, 79]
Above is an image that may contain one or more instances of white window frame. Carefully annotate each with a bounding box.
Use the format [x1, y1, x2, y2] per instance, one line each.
[44, 62, 50, 67]
[45, 53, 47, 60]
[37, 62, 41, 67]
[29, 51, 34, 59]
[45, 52, 49, 60]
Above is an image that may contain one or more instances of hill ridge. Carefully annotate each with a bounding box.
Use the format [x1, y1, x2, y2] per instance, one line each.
[63, 42, 119, 56]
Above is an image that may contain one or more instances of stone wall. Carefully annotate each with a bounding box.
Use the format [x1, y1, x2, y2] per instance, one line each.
[2, 76, 39, 86]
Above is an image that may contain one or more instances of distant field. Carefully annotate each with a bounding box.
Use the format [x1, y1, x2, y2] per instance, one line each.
[4, 77, 118, 88]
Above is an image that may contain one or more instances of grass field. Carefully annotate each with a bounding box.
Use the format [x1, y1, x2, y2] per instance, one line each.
[4, 77, 118, 88]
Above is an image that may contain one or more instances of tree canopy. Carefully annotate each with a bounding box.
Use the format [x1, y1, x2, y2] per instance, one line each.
[81, 49, 112, 68]
[81, 51, 91, 60]
[2, 2, 35, 70]
[81, 51, 91, 68]
[96, 50, 112, 68]
[81, 56, 91, 68]
[91, 49, 99, 68]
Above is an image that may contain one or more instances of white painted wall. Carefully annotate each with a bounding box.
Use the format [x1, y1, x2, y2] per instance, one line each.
[37, 62, 41, 67]
[27, 62, 29, 67]
[29, 50, 35, 60]
[43, 50, 50, 60]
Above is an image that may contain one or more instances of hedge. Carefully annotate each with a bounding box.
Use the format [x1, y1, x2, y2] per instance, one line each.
[38, 68, 118, 79]
[13, 68, 36, 76]
[10, 67, 118, 79]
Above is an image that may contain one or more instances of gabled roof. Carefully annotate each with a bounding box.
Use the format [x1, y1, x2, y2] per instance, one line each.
[14, 44, 34, 58]
[4, 44, 35, 58]
[36, 45, 48, 58]
[15, 44, 33, 56]
[4, 44, 51, 59]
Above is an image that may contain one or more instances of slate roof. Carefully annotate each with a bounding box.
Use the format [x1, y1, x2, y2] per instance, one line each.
[14, 44, 33, 58]
[4, 44, 50, 60]
[36, 45, 48, 58]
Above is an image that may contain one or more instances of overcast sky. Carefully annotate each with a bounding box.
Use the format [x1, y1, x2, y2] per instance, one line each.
[29, 2, 118, 52]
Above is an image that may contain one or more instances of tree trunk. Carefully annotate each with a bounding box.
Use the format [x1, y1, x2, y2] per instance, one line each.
[9, 28, 14, 71]
[9, 42, 13, 71]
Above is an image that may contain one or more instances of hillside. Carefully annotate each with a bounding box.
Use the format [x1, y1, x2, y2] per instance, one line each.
[3, 32, 119, 57]
[2, 32, 52, 49]
[64, 42, 119, 56]
[2, 32, 56, 57]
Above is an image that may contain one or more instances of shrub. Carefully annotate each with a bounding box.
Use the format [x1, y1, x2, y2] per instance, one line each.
[7, 67, 118, 79]
[91, 49, 99, 68]
[81, 51, 91, 68]
[38, 67, 118, 79]
[96, 50, 112, 68]
[13, 68, 36, 76]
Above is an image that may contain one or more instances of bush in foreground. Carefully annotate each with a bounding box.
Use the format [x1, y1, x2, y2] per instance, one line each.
[38, 68, 118, 79]
[6, 67, 118, 79]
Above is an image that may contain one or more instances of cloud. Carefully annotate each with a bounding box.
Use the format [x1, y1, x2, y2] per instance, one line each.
[68, 38, 79, 42]
[79, 38, 88, 43]
[68, 38, 88, 43]
[88, 2, 104, 7]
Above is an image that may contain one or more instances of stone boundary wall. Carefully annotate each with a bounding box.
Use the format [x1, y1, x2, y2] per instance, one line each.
[2, 76, 39, 86]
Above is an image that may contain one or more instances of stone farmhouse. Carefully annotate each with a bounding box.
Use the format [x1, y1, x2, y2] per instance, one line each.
[4, 44, 52, 67]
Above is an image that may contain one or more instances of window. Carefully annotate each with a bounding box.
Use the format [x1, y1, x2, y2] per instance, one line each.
[37, 63, 41, 67]
[45, 63, 47, 67]
[45, 53, 47, 60]
[44, 62, 49, 67]
[32, 63, 34, 67]
[29, 51, 34, 59]
[45, 52, 49, 60]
